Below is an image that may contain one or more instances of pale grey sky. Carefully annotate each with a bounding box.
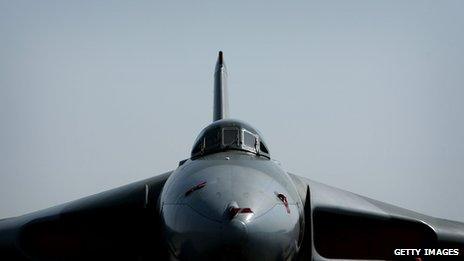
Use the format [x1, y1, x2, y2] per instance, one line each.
[1, 1, 463, 222]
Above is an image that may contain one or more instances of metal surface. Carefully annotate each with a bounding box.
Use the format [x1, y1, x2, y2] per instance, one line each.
[191, 118, 270, 159]
[213, 51, 229, 122]
[0, 172, 172, 260]
[1, 52, 463, 260]
[160, 152, 303, 260]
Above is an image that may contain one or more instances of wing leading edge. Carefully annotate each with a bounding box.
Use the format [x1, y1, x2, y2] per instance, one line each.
[289, 173, 464, 260]
[0, 171, 172, 260]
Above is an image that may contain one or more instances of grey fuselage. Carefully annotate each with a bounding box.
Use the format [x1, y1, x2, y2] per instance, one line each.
[159, 68, 304, 260]
[159, 151, 304, 260]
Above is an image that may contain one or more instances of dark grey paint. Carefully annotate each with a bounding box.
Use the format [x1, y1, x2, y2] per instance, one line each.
[160, 152, 303, 260]
[213, 51, 229, 122]
[0, 52, 463, 260]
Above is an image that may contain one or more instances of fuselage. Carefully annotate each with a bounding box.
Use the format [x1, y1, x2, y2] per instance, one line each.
[159, 53, 304, 260]
[159, 151, 304, 260]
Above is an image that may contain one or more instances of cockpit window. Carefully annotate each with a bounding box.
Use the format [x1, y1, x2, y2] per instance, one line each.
[259, 142, 269, 154]
[243, 130, 257, 151]
[191, 140, 202, 156]
[205, 127, 220, 149]
[222, 128, 239, 146]
[191, 120, 270, 159]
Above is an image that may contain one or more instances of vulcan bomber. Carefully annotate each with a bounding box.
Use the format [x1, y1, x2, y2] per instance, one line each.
[0, 52, 463, 260]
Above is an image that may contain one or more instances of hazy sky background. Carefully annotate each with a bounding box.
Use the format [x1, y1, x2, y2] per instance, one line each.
[1, 1, 463, 221]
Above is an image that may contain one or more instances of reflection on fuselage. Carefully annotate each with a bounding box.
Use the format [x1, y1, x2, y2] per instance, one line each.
[159, 152, 304, 260]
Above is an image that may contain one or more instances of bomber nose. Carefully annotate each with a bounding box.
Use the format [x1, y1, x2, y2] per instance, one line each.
[160, 163, 303, 260]
[161, 199, 300, 260]
[225, 219, 247, 244]
[178, 164, 278, 222]
[161, 203, 250, 260]
[219, 201, 250, 247]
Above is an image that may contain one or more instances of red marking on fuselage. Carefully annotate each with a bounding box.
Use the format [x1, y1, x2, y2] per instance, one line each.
[229, 207, 254, 219]
[277, 193, 290, 214]
[184, 181, 207, 196]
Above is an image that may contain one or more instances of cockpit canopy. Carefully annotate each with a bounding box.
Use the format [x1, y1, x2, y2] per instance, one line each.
[191, 119, 270, 159]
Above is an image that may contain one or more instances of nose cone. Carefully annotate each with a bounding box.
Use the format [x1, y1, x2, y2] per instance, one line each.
[181, 164, 281, 221]
[226, 219, 248, 244]
[160, 158, 303, 260]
